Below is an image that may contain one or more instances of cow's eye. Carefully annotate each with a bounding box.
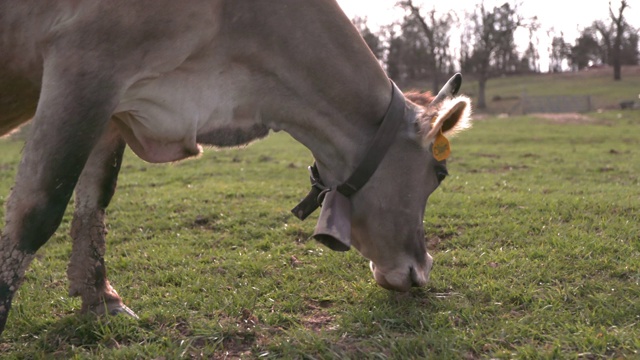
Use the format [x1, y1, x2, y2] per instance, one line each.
[435, 164, 448, 183]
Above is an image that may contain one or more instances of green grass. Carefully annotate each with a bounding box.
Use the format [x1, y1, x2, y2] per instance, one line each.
[482, 67, 639, 108]
[1, 110, 639, 358]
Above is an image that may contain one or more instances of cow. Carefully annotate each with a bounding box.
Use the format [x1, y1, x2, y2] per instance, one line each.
[0, 0, 472, 336]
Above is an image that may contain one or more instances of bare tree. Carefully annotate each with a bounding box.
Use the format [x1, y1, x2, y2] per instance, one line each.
[385, 26, 405, 81]
[609, 0, 629, 80]
[397, 0, 454, 92]
[593, 20, 613, 65]
[594, 1, 630, 79]
[549, 32, 571, 72]
[571, 28, 604, 70]
[620, 29, 639, 65]
[352, 17, 385, 61]
[520, 17, 542, 73]
[580, 1, 636, 75]
[460, 2, 523, 109]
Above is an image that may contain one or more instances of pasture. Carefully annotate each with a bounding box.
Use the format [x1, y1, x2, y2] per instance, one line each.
[0, 108, 639, 358]
[461, 66, 640, 114]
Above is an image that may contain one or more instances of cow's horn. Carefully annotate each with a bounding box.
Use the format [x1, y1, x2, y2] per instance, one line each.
[431, 73, 462, 105]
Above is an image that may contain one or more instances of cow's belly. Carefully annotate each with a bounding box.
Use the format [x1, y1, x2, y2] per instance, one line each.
[114, 65, 264, 163]
[0, 72, 39, 136]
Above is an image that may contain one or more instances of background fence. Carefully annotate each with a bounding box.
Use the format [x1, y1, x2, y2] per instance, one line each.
[521, 95, 592, 114]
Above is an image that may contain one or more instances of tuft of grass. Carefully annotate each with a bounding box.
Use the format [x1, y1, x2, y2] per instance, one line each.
[1, 110, 639, 358]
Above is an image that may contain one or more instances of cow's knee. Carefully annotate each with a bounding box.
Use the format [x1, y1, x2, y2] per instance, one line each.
[0, 178, 75, 335]
[10, 195, 70, 253]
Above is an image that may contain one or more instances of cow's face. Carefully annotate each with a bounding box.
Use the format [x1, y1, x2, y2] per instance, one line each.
[350, 88, 472, 292]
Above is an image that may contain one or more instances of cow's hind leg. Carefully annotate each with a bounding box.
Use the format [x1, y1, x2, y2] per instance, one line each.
[67, 121, 137, 318]
[0, 58, 122, 335]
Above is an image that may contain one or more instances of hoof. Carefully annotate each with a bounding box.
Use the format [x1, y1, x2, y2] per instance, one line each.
[109, 303, 140, 320]
[88, 300, 139, 320]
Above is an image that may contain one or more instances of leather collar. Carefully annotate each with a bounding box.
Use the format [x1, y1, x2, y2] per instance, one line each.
[292, 81, 406, 220]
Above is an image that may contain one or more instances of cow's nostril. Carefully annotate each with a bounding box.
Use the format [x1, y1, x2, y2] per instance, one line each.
[409, 266, 418, 287]
[409, 266, 427, 287]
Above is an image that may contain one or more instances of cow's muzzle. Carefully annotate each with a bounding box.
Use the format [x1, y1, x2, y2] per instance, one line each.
[370, 253, 433, 292]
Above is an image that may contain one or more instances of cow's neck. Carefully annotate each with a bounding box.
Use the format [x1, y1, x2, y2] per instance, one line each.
[219, 1, 393, 187]
[0, 0, 397, 185]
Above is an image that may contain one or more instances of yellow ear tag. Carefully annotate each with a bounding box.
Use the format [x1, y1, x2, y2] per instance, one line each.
[432, 130, 451, 161]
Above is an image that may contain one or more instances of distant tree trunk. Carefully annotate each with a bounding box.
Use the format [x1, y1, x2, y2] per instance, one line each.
[460, 2, 522, 110]
[613, 37, 622, 80]
[477, 77, 487, 109]
[610, 0, 629, 81]
[475, 52, 491, 109]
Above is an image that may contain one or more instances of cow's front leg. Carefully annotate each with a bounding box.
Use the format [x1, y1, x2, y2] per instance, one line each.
[66, 121, 137, 318]
[0, 57, 123, 336]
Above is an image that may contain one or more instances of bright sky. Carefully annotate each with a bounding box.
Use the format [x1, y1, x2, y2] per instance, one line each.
[336, 0, 640, 70]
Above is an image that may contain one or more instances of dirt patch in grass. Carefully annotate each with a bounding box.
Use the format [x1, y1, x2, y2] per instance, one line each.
[217, 333, 257, 359]
[198, 310, 263, 359]
[209, 304, 337, 358]
[301, 300, 336, 332]
[302, 313, 335, 332]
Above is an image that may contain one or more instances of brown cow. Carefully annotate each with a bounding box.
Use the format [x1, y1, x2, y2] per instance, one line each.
[0, 0, 472, 335]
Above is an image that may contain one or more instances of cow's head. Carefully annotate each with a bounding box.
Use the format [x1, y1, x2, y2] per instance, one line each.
[294, 74, 471, 291]
[344, 74, 472, 291]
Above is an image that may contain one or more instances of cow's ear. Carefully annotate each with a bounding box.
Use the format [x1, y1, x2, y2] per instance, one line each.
[419, 96, 472, 148]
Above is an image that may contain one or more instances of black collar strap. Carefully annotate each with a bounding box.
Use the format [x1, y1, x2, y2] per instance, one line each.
[292, 81, 406, 220]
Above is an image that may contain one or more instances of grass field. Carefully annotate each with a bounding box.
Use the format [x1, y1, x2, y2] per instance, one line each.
[475, 66, 640, 111]
[1, 79, 639, 358]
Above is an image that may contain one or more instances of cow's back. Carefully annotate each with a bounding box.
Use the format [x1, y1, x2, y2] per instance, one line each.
[0, 0, 223, 136]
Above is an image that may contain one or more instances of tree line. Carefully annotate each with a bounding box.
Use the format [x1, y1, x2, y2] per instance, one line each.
[353, 0, 638, 109]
